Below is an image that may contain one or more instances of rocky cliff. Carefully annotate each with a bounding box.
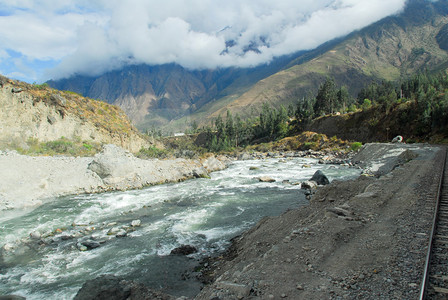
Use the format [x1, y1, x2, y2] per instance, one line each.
[0, 75, 149, 153]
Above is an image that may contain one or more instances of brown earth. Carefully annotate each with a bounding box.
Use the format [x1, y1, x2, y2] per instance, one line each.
[195, 144, 444, 299]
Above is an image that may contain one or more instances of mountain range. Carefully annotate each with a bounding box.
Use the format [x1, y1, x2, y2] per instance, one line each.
[48, 0, 448, 133]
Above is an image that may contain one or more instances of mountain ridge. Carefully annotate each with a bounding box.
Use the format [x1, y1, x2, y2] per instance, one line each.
[48, 0, 448, 133]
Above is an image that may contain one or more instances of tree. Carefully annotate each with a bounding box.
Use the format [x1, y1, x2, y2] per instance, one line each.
[225, 110, 235, 143]
[215, 115, 225, 140]
[295, 97, 314, 131]
[337, 86, 350, 112]
[314, 77, 337, 115]
[259, 103, 275, 138]
[275, 105, 289, 138]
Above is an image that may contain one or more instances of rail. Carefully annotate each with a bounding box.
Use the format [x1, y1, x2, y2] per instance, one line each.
[419, 147, 448, 299]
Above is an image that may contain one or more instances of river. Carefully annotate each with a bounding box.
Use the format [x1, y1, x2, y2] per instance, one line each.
[0, 157, 360, 299]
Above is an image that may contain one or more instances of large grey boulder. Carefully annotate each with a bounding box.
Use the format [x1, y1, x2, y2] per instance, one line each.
[310, 170, 330, 185]
[88, 144, 136, 179]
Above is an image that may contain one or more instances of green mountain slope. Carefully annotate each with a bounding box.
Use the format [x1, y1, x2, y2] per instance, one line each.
[49, 0, 448, 134]
[188, 0, 448, 128]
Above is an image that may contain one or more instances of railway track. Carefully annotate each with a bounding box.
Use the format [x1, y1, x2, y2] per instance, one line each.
[420, 147, 448, 300]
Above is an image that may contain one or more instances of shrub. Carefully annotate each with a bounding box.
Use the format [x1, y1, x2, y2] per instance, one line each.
[137, 146, 168, 159]
[350, 142, 363, 151]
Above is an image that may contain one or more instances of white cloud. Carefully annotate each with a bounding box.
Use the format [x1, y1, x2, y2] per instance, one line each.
[0, 0, 408, 81]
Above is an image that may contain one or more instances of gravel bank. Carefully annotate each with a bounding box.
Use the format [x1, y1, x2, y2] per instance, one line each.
[195, 143, 444, 299]
[0, 144, 227, 211]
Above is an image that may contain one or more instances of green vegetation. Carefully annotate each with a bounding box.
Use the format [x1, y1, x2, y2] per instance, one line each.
[19, 137, 101, 156]
[137, 146, 169, 159]
[350, 142, 363, 151]
[32, 82, 49, 90]
[200, 105, 294, 152]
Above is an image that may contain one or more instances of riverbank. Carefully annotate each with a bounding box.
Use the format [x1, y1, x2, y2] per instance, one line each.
[0, 144, 227, 211]
[195, 143, 443, 299]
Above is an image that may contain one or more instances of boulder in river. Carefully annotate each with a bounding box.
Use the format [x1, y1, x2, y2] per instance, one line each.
[258, 176, 276, 183]
[170, 244, 198, 256]
[81, 240, 101, 250]
[310, 170, 330, 185]
[131, 219, 141, 227]
[301, 181, 317, 190]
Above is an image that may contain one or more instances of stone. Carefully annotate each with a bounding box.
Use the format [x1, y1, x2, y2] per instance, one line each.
[115, 230, 127, 238]
[238, 152, 251, 160]
[29, 231, 41, 239]
[50, 94, 67, 106]
[310, 170, 330, 185]
[258, 176, 276, 183]
[170, 244, 198, 255]
[78, 244, 88, 251]
[391, 135, 403, 143]
[81, 240, 101, 250]
[74, 275, 176, 300]
[216, 282, 251, 299]
[249, 166, 259, 170]
[326, 207, 352, 217]
[47, 115, 57, 125]
[131, 219, 141, 227]
[0, 295, 27, 300]
[301, 181, 317, 190]
[11, 88, 23, 93]
[107, 227, 121, 235]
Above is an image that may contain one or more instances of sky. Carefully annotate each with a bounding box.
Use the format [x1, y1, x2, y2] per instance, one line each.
[0, 0, 410, 83]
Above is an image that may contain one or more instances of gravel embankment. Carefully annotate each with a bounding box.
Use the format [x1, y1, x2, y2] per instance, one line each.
[195, 143, 444, 299]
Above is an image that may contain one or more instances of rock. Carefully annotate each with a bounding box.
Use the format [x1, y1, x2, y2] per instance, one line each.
[29, 231, 41, 239]
[216, 282, 252, 299]
[47, 115, 57, 125]
[192, 167, 209, 178]
[88, 144, 135, 179]
[200, 156, 226, 172]
[107, 227, 121, 235]
[0, 295, 27, 300]
[301, 181, 317, 190]
[170, 244, 198, 255]
[77, 244, 88, 251]
[50, 93, 67, 106]
[81, 240, 101, 250]
[310, 170, 330, 185]
[258, 176, 276, 183]
[238, 153, 251, 160]
[74, 275, 176, 300]
[115, 230, 127, 238]
[391, 135, 403, 143]
[249, 166, 259, 171]
[11, 88, 23, 93]
[326, 207, 352, 217]
[302, 164, 311, 168]
[131, 219, 141, 227]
